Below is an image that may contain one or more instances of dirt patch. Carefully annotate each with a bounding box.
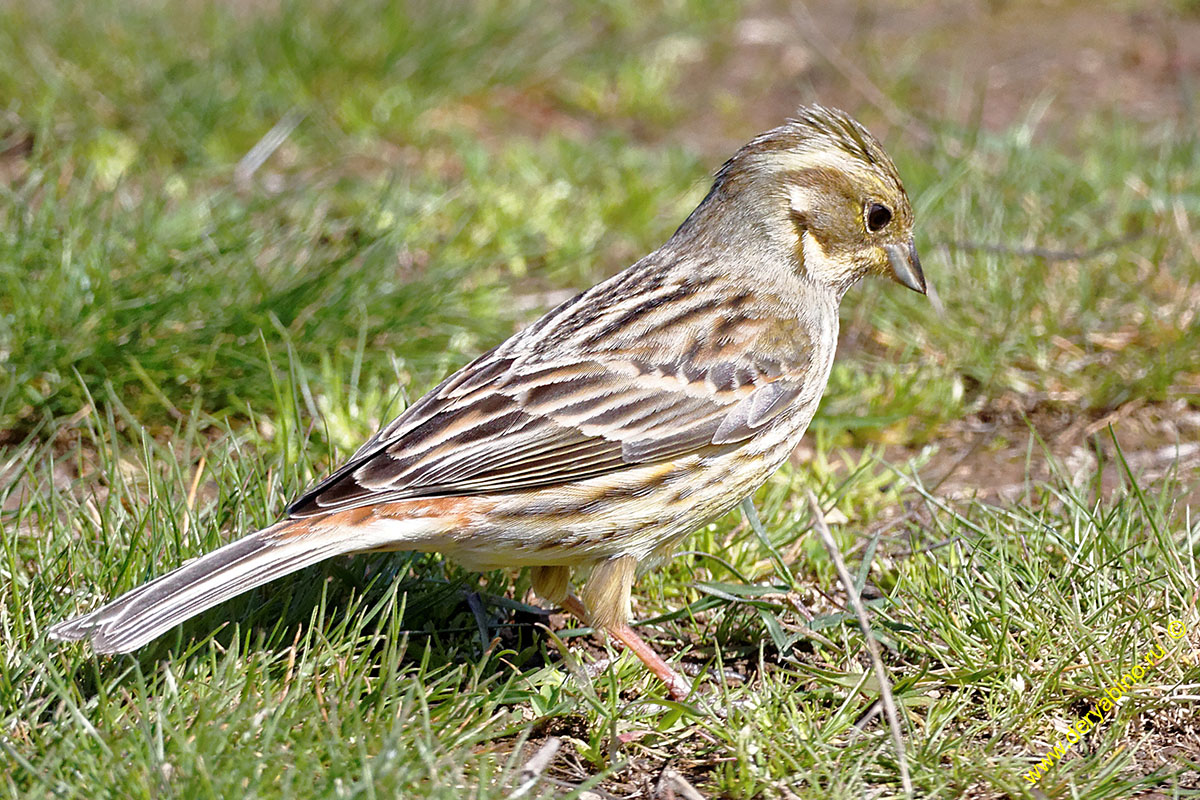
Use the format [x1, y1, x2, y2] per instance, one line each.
[902, 397, 1200, 508]
[672, 0, 1199, 156]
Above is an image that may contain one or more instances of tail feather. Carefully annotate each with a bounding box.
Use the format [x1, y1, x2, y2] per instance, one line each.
[48, 519, 359, 653]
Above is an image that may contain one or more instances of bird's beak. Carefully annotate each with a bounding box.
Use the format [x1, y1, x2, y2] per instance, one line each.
[885, 241, 926, 295]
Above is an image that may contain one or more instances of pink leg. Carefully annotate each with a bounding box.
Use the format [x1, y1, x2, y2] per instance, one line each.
[562, 595, 692, 701]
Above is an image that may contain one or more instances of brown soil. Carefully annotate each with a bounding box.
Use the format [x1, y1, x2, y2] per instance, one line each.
[673, 0, 1200, 156]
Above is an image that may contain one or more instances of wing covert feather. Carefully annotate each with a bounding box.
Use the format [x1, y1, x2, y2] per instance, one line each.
[287, 266, 816, 516]
[287, 349, 799, 516]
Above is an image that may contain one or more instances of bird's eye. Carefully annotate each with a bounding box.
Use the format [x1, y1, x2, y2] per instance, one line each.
[866, 203, 892, 232]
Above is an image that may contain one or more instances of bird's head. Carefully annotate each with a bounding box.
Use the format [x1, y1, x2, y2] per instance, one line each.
[685, 105, 924, 298]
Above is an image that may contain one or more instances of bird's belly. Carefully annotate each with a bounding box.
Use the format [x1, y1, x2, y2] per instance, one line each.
[440, 427, 805, 572]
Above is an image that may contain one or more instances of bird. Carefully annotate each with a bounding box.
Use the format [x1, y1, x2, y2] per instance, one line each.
[49, 105, 925, 700]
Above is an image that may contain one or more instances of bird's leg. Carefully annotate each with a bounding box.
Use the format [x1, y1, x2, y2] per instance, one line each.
[560, 595, 692, 701]
[604, 613, 694, 702]
[561, 556, 692, 701]
[530, 565, 570, 604]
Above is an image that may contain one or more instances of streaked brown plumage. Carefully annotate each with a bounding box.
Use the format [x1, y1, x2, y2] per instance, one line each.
[49, 105, 925, 698]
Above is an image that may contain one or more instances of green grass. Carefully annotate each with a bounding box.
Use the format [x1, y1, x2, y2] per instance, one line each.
[3, 1, 1199, 798]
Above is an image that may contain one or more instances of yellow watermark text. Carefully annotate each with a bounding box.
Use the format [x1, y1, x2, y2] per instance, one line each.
[1023, 619, 1187, 785]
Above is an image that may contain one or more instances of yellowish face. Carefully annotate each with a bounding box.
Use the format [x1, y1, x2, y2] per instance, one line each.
[718, 105, 924, 295]
[781, 158, 922, 294]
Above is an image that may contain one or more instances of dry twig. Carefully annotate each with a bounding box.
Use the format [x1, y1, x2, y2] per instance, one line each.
[806, 491, 913, 798]
[656, 766, 707, 800]
[944, 233, 1140, 263]
[507, 737, 562, 800]
[234, 107, 305, 186]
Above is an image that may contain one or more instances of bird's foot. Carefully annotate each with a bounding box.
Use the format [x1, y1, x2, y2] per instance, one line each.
[561, 594, 692, 702]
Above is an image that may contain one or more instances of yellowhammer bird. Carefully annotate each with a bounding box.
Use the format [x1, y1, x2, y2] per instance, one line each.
[49, 105, 924, 700]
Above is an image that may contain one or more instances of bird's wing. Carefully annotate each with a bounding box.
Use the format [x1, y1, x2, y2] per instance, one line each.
[286, 346, 802, 516]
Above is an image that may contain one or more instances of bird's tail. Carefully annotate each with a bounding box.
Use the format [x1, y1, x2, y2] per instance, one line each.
[48, 517, 366, 654]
